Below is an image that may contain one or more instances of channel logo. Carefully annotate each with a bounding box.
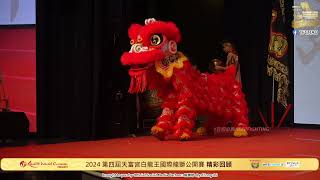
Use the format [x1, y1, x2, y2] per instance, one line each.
[285, 161, 300, 168]
[293, 29, 318, 36]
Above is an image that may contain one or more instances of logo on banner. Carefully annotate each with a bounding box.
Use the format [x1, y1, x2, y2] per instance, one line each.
[250, 160, 260, 169]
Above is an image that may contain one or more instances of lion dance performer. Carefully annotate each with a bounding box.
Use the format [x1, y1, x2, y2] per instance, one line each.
[121, 18, 249, 140]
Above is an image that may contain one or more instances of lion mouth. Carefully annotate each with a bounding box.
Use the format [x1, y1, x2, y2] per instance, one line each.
[121, 49, 165, 94]
[129, 63, 153, 73]
[127, 63, 154, 94]
[121, 50, 165, 66]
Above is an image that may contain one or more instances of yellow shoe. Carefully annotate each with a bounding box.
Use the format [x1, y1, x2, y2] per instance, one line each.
[196, 127, 207, 136]
[233, 127, 248, 137]
[180, 132, 191, 141]
[151, 126, 164, 135]
[151, 126, 165, 140]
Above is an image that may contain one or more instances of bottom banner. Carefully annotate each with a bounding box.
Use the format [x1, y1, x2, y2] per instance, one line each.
[0, 158, 318, 171]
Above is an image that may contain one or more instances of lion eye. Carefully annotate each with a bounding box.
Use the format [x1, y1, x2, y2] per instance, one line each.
[150, 34, 163, 46]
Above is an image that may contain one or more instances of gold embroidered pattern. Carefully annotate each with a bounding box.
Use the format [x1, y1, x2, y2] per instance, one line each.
[269, 33, 288, 58]
[267, 55, 289, 107]
[155, 52, 187, 79]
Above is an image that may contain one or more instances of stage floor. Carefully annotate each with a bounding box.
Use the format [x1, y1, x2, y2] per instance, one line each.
[1, 128, 319, 179]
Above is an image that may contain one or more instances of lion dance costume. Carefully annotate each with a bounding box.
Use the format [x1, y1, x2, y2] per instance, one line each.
[121, 18, 249, 141]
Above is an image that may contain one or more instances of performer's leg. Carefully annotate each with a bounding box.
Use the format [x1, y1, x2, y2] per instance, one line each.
[233, 116, 249, 137]
[196, 114, 216, 136]
[173, 104, 196, 140]
[231, 85, 249, 137]
[151, 107, 175, 140]
[151, 92, 177, 140]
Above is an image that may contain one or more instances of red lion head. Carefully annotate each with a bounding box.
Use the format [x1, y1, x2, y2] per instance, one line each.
[121, 18, 181, 93]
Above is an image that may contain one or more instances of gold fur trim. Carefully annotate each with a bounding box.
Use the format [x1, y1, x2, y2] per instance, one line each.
[155, 52, 187, 79]
[180, 132, 191, 140]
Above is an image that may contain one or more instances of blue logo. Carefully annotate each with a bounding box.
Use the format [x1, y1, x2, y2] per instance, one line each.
[293, 29, 297, 35]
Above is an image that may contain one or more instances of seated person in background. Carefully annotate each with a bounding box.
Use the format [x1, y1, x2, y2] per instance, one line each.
[214, 40, 242, 83]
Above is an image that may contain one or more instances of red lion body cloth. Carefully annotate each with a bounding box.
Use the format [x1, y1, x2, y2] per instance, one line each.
[121, 18, 249, 140]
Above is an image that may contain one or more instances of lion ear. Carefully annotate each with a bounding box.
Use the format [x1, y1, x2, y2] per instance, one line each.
[128, 24, 142, 40]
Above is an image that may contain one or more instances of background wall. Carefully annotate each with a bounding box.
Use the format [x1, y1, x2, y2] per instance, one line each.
[36, 0, 224, 139]
[148, 0, 225, 71]
[0, 27, 36, 132]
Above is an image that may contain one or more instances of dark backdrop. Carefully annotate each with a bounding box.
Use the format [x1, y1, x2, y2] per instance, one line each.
[225, 0, 294, 127]
[36, 0, 292, 139]
[224, 0, 272, 125]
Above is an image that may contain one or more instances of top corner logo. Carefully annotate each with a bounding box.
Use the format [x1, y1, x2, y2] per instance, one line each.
[292, 1, 320, 28]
